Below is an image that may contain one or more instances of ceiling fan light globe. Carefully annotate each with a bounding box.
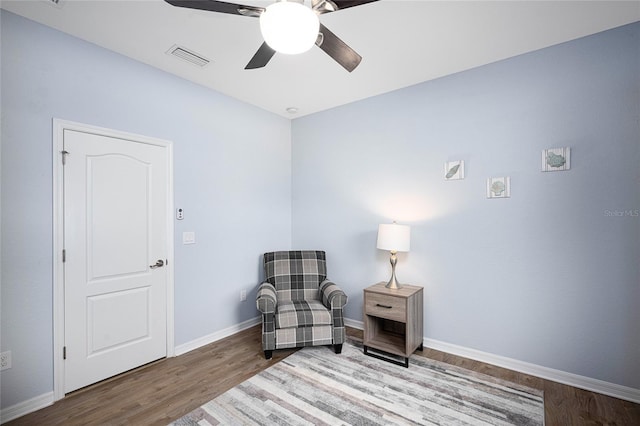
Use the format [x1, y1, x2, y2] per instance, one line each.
[259, 1, 320, 55]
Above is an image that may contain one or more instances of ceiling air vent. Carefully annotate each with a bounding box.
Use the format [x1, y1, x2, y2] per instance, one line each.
[166, 45, 210, 68]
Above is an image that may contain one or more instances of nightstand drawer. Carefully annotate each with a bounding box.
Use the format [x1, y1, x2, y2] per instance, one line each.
[365, 292, 406, 322]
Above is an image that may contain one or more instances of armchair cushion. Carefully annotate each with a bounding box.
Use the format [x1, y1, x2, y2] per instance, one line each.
[275, 300, 333, 329]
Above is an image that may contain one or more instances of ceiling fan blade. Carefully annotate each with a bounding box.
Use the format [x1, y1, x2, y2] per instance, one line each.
[164, 0, 263, 17]
[316, 23, 362, 72]
[332, 0, 379, 11]
[312, 0, 378, 14]
[245, 42, 277, 70]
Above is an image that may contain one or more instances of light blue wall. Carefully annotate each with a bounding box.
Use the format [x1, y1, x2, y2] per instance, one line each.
[1, 11, 291, 408]
[292, 22, 640, 389]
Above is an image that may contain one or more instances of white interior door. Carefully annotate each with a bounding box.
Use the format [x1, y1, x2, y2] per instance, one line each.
[63, 128, 169, 393]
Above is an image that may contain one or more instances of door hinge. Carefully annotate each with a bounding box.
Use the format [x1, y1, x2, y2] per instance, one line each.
[61, 150, 69, 165]
[62, 249, 66, 263]
[63, 346, 67, 360]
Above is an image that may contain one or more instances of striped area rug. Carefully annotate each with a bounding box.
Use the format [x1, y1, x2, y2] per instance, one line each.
[170, 342, 544, 425]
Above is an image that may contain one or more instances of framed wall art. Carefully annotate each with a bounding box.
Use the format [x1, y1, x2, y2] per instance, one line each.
[542, 147, 571, 172]
[444, 160, 465, 180]
[487, 176, 511, 198]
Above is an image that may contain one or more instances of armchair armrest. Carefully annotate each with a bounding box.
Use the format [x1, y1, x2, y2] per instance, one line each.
[256, 282, 277, 314]
[319, 279, 347, 309]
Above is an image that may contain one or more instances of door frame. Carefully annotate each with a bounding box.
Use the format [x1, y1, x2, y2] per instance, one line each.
[52, 118, 175, 401]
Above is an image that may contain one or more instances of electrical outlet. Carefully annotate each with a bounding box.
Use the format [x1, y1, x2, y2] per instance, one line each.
[0, 351, 11, 371]
[240, 290, 247, 302]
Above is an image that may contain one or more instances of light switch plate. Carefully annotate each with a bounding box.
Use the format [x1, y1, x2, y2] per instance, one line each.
[182, 231, 195, 244]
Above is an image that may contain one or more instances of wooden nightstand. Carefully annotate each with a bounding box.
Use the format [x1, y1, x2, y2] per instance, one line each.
[363, 282, 424, 367]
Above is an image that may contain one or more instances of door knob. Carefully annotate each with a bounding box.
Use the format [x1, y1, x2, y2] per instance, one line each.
[150, 259, 165, 269]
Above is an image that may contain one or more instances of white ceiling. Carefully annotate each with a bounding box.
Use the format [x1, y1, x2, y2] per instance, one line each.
[3, 0, 639, 118]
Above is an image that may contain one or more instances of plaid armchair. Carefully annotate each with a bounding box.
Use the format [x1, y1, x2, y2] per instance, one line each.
[256, 250, 348, 359]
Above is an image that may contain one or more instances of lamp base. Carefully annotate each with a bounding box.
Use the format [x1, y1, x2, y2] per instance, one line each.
[385, 277, 401, 290]
[385, 251, 402, 289]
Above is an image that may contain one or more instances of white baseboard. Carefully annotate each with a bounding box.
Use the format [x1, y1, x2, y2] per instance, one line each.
[423, 337, 640, 404]
[344, 318, 640, 404]
[344, 318, 365, 330]
[174, 316, 261, 356]
[1, 391, 54, 424]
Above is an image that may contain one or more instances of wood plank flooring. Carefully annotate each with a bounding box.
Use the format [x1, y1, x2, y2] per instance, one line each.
[6, 325, 639, 425]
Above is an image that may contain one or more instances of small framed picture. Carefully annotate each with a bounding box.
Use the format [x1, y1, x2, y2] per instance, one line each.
[444, 160, 465, 180]
[487, 176, 511, 198]
[542, 147, 570, 172]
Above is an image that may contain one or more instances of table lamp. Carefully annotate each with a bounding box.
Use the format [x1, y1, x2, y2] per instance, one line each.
[376, 222, 411, 289]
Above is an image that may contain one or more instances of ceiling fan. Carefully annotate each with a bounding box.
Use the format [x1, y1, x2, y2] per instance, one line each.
[165, 0, 379, 72]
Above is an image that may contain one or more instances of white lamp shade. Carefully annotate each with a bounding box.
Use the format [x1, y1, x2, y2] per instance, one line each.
[377, 223, 411, 252]
[259, 1, 320, 55]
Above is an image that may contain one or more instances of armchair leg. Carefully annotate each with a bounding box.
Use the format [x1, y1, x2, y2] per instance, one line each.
[264, 350, 273, 360]
[334, 344, 343, 354]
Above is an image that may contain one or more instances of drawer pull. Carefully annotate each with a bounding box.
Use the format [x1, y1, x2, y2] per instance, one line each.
[376, 303, 393, 309]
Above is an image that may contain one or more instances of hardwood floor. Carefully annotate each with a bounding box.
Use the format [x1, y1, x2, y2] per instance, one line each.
[7, 326, 639, 425]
